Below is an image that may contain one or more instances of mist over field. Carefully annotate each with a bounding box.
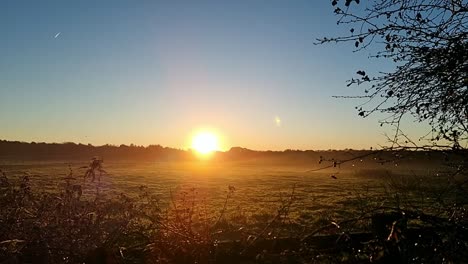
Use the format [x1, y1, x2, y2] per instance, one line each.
[2, 141, 466, 263]
[1, 141, 455, 231]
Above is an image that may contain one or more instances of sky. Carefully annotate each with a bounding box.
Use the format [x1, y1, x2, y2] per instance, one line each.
[0, 1, 429, 150]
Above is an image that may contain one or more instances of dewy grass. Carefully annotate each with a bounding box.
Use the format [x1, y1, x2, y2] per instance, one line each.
[0, 159, 467, 263]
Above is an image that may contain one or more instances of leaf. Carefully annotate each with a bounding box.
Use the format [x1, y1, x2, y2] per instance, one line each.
[356, 70, 366, 76]
[355, 41, 359, 47]
[332, 0, 338, 6]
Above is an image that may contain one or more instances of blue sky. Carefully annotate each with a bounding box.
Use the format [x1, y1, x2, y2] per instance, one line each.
[0, 1, 427, 150]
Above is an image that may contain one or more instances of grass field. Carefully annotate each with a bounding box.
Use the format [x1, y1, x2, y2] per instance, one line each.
[0, 160, 453, 232]
[1, 159, 467, 263]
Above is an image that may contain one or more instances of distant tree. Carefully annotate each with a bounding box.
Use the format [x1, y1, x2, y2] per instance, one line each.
[320, 0, 467, 150]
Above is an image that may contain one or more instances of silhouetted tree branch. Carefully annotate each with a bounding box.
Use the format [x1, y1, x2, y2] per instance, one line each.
[321, 0, 468, 150]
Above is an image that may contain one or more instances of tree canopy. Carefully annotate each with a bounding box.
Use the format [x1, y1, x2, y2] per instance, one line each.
[321, 0, 468, 150]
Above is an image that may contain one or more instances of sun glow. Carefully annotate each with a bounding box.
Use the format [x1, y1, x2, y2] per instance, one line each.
[191, 132, 220, 155]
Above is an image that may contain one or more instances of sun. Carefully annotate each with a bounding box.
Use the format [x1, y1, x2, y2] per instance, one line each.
[192, 132, 220, 155]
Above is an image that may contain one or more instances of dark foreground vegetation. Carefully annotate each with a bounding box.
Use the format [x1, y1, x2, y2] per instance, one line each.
[1, 157, 467, 264]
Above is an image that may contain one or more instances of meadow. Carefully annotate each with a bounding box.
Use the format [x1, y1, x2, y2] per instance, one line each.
[0, 160, 446, 227]
[1, 158, 466, 263]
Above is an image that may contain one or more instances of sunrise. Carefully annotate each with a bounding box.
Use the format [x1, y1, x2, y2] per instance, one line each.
[0, 1, 467, 263]
[191, 131, 220, 154]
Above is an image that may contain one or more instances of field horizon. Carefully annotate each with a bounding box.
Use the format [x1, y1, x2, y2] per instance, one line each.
[1, 138, 377, 152]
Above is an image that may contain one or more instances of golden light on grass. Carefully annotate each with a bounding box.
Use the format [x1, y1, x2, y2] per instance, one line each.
[191, 131, 220, 155]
